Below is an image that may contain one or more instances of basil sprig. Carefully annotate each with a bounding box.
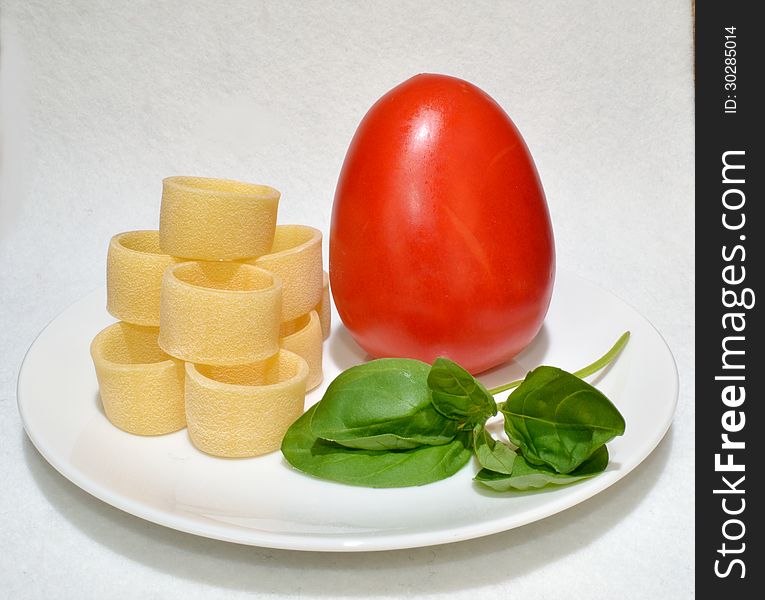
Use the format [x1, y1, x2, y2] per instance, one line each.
[310, 359, 458, 450]
[282, 405, 472, 488]
[475, 445, 610, 492]
[428, 358, 497, 424]
[501, 366, 625, 473]
[281, 332, 629, 490]
[472, 425, 517, 475]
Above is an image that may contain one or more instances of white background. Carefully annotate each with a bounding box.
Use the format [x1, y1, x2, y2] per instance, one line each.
[0, 1, 694, 598]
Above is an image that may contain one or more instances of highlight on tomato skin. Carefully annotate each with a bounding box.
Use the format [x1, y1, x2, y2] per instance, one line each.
[329, 73, 555, 374]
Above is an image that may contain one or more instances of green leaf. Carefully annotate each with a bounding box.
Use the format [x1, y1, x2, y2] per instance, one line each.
[310, 358, 458, 450]
[475, 445, 609, 491]
[282, 405, 473, 488]
[500, 366, 625, 473]
[472, 425, 517, 475]
[427, 357, 498, 424]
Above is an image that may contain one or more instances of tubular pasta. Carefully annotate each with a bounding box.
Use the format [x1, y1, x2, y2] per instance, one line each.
[159, 176, 279, 260]
[279, 310, 323, 391]
[185, 350, 309, 457]
[316, 270, 331, 340]
[159, 262, 282, 365]
[106, 230, 180, 326]
[90, 322, 185, 435]
[249, 225, 323, 322]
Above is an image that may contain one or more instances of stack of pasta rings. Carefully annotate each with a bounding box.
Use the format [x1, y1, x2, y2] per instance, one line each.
[90, 176, 331, 457]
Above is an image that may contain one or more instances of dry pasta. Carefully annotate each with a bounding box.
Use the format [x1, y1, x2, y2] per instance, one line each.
[90, 322, 185, 435]
[159, 262, 282, 365]
[184, 350, 309, 457]
[279, 310, 323, 391]
[106, 230, 180, 326]
[159, 176, 279, 260]
[248, 225, 323, 322]
[316, 271, 331, 340]
[95, 175, 331, 450]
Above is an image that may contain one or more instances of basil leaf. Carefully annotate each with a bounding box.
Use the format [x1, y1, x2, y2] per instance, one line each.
[427, 357, 497, 423]
[501, 366, 625, 473]
[475, 445, 609, 491]
[310, 358, 458, 450]
[472, 425, 516, 475]
[282, 405, 473, 488]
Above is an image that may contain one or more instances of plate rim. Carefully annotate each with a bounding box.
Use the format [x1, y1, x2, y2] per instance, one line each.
[17, 270, 679, 552]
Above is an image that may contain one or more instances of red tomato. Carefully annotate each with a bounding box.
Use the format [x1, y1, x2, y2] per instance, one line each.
[330, 74, 554, 374]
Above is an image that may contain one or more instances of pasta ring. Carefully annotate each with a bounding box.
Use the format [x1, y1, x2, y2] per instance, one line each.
[159, 262, 282, 365]
[185, 350, 309, 457]
[250, 224, 323, 322]
[90, 322, 185, 435]
[279, 310, 323, 391]
[106, 230, 180, 326]
[159, 176, 279, 260]
[316, 270, 331, 340]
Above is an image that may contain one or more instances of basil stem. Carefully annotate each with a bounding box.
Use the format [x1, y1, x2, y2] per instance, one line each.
[487, 330, 630, 399]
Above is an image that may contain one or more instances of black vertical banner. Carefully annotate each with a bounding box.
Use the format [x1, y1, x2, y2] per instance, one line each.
[696, 2, 762, 595]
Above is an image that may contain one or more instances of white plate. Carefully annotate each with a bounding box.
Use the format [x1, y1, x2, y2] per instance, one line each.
[18, 270, 678, 552]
